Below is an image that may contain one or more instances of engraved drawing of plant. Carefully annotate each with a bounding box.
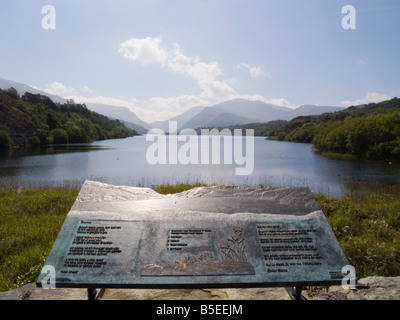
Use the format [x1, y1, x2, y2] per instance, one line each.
[219, 241, 234, 262]
[219, 226, 248, 263]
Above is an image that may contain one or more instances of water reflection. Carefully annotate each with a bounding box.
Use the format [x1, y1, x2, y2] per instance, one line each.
[7, 144, 111, 158]
[0, 136, 399, 197]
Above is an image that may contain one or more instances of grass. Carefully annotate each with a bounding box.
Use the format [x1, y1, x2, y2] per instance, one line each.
[0, 181, 399, 291]
[314, 181, 400, 278]
[153, 182, 210, 195]
[0, 186, 80, 291]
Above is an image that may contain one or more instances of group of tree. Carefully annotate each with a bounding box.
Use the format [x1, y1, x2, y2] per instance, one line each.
[0, 87, 137, 151]
[270, 97, 400, 160]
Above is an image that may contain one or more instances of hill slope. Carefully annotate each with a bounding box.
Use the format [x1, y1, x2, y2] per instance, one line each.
[0, 88, 136, 149]
[86, 103, 150, 134]
[274, 97, 400, 160]
[0, 77, 150, 133]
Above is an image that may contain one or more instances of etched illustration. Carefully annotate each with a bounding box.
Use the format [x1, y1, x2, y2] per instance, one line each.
[140, 226, 255, 276]
[219, 226, 247, 263]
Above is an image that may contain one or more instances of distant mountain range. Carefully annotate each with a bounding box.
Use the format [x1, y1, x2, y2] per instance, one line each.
[0, 76, 346, 134]
[86, 103, 151, 134]
[151, 99, 345, 132]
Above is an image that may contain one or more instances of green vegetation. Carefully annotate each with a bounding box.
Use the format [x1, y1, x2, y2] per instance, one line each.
[1, 182, 399, 291]
[271, 98, 400, 161]
[0, 186, 80, 291]
[153, 182, 210, 195]
[0, 130, 12, 151]
[315, 181, 400, 278]
[0, 88, 136, 150]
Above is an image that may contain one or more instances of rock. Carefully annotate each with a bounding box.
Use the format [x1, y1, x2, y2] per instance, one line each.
[1, 277, 399, 300]
[304, 277, 400, 300]
[0, 285, 291, 300]
[0, 283, 87, 300]
[100, 288, 291, 300]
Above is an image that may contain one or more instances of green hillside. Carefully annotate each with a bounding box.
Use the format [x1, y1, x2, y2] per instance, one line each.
[0, 87, 136, 150]
[270, 98, 400, 161]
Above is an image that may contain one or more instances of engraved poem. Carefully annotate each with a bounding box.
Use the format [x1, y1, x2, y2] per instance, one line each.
[256, 224, 323, 273]
[61, 220, 123, 275]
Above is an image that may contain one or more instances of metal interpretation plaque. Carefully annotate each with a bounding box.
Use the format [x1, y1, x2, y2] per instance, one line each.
[37, 181, 350, 289]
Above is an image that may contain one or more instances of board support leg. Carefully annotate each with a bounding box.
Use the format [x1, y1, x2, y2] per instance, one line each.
[87, 288, 105, 300]
[285, 286, 306, 300]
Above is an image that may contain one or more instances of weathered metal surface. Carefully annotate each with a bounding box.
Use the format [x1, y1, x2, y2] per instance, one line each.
[37, 181, 350, 289]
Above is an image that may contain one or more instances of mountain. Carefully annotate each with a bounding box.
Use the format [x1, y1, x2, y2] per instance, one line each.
[214, 99, 292, 120]
[150, 99, 345, 132]
[0, 77, 150, 134]
[85, 103, 150, 134]
[180, 99, 292, 131]
[282, 105, 345, 120]
[0, 77, 67, 104]
[151, 106, 205, 131]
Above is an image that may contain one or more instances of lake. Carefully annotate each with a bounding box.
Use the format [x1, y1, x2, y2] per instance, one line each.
[0, 136, 399, 197]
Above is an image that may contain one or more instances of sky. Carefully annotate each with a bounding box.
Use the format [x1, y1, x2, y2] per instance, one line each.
[0, 0, 399, 123]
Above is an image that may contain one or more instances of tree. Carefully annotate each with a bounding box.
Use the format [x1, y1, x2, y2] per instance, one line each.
[0, 130, 12, 151]
[51, 128, 69, 144]
[5, 87, 20, 99]
[33, 127, 50, 146]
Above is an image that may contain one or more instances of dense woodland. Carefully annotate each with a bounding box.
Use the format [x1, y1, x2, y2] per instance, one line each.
[188, 98, 400, 161]
[0, 87, 136, 150]
[266, 98, 400, 161]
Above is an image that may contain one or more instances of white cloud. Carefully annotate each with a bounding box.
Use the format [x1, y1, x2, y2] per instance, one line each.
[237, 62, 269, 78]
[198, 80, 237, 101]
[38, 82, 293, 123]
[341, 92, 391, 106]
[36, 38, 292, 124]
[117, 37, 295, 120]
[80, 85, 93, 94]
[249, 67, 265, 78]
[42, 82, 95, 97]
[119, 36, 235, 104]
[168, 44, 223, 83]
[43, 82, 77, 96]
[264, 98, 293, 108]
[236, 63, 249, 69]
[118, 36, 168, 66]
[147, 95, 207, 121]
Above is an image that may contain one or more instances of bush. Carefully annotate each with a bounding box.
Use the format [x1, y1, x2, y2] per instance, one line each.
[29, 135, 41, 147]
[315, 183, 400, 278]
[51, 128, 69, 144]
[0, 130, 12, 151]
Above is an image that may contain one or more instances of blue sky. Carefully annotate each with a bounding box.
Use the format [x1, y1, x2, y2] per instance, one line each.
[0, 0, 399, 123]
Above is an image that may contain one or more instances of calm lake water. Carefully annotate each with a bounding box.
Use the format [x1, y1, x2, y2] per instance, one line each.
[0, 136, 399, 197]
